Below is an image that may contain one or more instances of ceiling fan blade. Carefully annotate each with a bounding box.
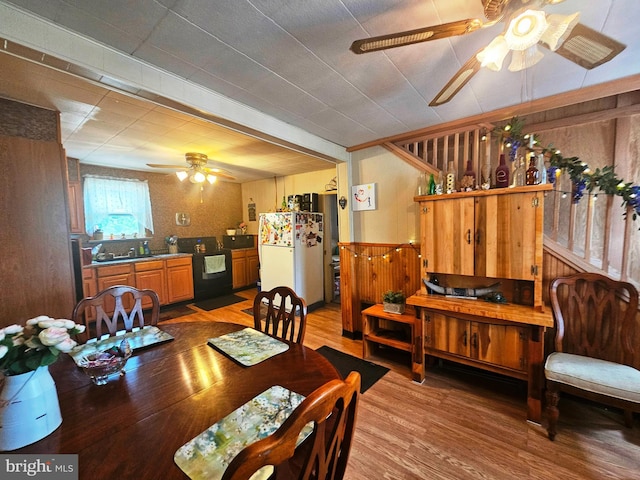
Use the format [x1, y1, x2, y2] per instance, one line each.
[350, 19, 483, 54]
[202, 167, 235, 180]
[146, 163, 190, 169]
[429, 53, 482, 107]
[549, 23, 626, 69]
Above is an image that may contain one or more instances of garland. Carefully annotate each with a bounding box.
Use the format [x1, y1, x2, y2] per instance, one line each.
[496, 117, 640, 222]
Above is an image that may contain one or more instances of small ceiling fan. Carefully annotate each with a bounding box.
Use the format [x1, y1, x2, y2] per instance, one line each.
[350, 0, 626, 106]
[147, 152, 235, 183]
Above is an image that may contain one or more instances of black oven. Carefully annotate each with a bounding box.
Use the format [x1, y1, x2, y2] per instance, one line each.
[177, 237, 232, 300]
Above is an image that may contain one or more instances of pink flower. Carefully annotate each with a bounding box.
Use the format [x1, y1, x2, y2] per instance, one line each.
[55, 337, 78, 352]
[38, 327, 71, 346]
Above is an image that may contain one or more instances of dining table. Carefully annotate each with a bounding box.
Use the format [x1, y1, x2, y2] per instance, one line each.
[16, 321, 341, 479]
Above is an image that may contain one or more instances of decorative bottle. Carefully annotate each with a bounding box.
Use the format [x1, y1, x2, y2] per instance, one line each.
[428, 173, 436, 195]
[526, 154, 539, 185]
[536, 153, 547, 184]
[495, 153, 510, 188]
[445, 162, 456, 193]
[513, 157, 526, 187]
[416, 173, 428, 196]
[462, 159, 476, 190]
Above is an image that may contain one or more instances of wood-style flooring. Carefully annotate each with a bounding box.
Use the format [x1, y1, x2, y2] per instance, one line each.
[163, 290, 640, 480]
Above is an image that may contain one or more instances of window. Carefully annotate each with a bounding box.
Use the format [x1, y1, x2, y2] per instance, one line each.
[83, 176, 154, 238]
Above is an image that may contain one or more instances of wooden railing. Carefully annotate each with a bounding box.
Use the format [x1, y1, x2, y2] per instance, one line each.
[388, 122, 639, 292]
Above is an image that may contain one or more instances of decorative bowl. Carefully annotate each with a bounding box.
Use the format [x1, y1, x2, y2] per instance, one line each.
[78, 339, 132, 385]
[226, 229, 237, 235]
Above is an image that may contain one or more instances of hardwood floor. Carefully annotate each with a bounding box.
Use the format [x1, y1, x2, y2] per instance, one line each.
[163, 290, 640, 480]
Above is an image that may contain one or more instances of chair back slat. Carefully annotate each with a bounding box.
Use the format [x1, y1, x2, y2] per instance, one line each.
[73, 285, 160, 342]
[550, 273, 639, 368]
[254, 286, 308, 344]
[222, 371, 361, 480]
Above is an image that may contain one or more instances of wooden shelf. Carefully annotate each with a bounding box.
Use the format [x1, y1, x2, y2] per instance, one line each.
[362, 304, 421, 381]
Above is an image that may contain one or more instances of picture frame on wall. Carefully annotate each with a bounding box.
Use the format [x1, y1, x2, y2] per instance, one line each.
[352, 183, 376, 211]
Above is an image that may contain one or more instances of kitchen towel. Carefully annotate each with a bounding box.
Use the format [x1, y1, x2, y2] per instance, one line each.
[204, 255, 226, 274]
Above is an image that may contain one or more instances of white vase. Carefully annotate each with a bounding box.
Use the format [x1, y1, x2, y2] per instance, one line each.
[0, 366, 62, 451]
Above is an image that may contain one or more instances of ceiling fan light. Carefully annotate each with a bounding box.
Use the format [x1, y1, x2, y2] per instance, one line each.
[508, 44, 544, 71]
[206, 174, 217, 184]
[175, 171, 188, 181]
[190, 171, 206, 183]
[540, 12, 580, 51]
[476, 35, 509, 71]
[505, 10, 548, 51]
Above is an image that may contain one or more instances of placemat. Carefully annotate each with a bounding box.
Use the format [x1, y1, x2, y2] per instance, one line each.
[208, 328, 289, 366]
[69, 326, 174, 366]
[174, 385, 311, 480]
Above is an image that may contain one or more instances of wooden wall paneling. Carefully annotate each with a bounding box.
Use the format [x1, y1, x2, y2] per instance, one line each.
[0, 134, 75, 325]
[339, 242, 422, 335]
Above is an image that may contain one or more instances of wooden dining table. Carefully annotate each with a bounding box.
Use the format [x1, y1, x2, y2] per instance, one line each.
[16, 321, 341, 479]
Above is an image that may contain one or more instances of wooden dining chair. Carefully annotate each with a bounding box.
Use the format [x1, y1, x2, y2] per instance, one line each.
[253, 286, 308, 344]
[545, 272, 640, 440]
[222, 371, 361, 480]
[72, 284, 160, 342]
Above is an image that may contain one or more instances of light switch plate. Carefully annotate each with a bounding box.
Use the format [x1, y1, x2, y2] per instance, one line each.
[176, 213, 190, 226]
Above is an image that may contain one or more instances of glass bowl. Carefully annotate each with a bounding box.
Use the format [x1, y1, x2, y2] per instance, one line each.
[78, 339, 132, 385]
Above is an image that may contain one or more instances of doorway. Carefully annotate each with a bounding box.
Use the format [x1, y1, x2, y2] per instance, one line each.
[320, 193, 340, 303]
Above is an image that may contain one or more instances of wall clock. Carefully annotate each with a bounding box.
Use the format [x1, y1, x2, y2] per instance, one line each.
[175, 213, 191, 226]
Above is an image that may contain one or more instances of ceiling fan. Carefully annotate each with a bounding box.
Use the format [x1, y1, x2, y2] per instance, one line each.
[147, 152, 235, 183]
[350, 0, 626, 106]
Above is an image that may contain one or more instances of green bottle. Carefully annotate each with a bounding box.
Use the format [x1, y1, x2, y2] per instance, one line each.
[428, 174, 436, 195]
[281, 196, 287, 211]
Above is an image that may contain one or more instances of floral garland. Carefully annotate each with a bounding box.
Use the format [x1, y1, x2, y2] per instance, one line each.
[495, 117, 640, 222]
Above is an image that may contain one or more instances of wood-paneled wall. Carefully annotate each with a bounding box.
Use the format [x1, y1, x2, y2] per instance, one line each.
[339, 242, 421, 334]
[0, 98, 75, 325]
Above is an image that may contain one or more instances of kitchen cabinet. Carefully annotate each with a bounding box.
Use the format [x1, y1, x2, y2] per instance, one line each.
[231, 247, 259, 289]
[83, 255, 193, 307]
[81, 267, 98, 321]
[134, 260, 167, 306]
[95, 263, 135, 312]
[166, 257, 194, 304]
[232, 250, 247, 289]
[66, 157, 86, 234]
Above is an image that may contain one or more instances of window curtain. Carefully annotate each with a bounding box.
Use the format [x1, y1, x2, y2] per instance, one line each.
[83, 176, 154, 234]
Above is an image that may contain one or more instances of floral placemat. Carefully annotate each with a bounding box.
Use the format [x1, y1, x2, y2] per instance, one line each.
[207, 328, 289, 366]
[174, 385, 311, 480]
[68, 326, 174, 366]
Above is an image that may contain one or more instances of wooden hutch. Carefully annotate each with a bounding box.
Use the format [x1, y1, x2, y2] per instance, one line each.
[407, 185, 554, 424]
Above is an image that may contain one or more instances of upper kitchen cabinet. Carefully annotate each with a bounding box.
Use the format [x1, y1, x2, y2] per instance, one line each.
[66, 156, 86, 234]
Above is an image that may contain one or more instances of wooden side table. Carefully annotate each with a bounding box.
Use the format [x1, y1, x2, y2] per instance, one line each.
[361, 304, 423, 382]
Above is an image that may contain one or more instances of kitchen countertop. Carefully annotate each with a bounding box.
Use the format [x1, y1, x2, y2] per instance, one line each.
[84, 253, 192, 269]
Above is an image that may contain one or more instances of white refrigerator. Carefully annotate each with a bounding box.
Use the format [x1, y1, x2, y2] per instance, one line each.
[258, 212, 324, 307]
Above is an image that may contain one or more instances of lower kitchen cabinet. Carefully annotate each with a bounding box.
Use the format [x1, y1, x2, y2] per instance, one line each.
[134, 260, 167, 306]
[83, 255, 194, 307]
[95, 263, 135, 312]
[166, 257, 194, 303]
[231, 248, 259, 289]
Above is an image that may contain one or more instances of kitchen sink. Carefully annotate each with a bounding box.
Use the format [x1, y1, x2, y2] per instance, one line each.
[95, 254, 154, 263]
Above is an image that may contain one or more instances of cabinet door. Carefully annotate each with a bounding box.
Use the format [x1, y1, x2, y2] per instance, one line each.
[475, 192, 539, 280]
[421, 197, 475, 275]
[167, 264, 194, 303]
[68, 181, 85, 234]
[96, 273, 135, 312]
[232, 257, 247, 289]
[471, 322, 527, 372]
[135, 269, 167, 306]
[425, 312, 470, 357]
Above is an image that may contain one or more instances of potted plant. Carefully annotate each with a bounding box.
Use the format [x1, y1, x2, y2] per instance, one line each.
[382, 290, 406, 314]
